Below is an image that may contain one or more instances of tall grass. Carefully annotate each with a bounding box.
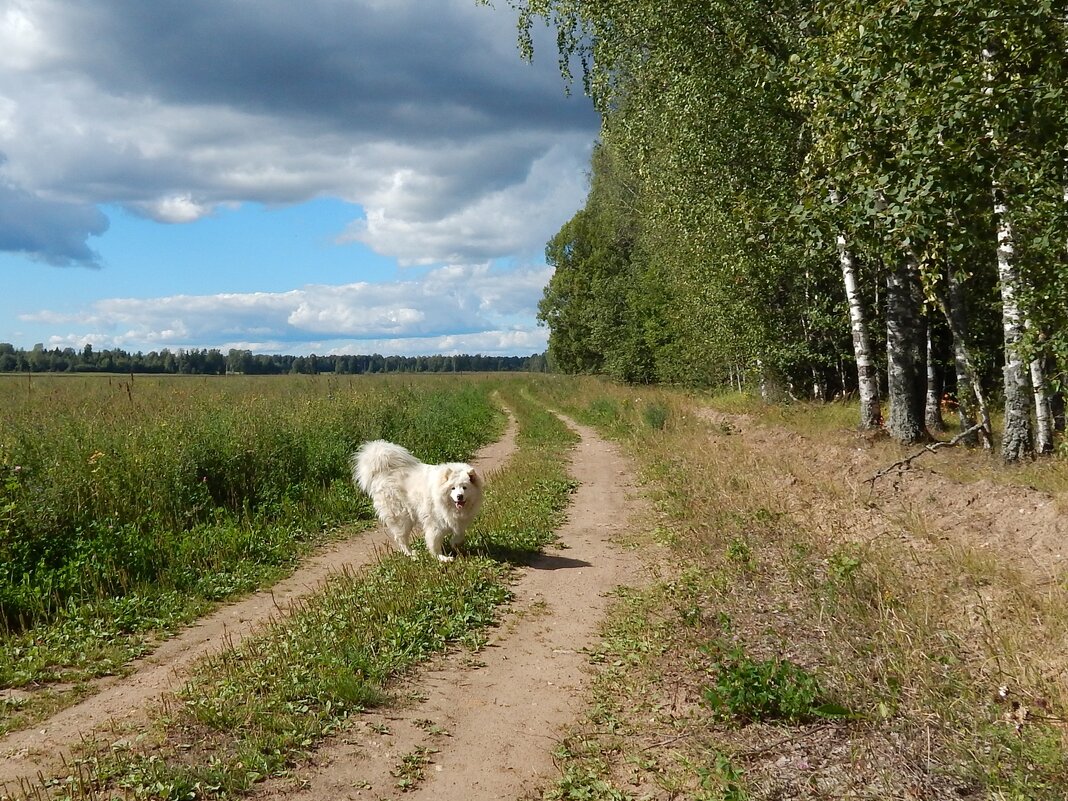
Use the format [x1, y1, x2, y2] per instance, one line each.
[0, 374, 500, 692]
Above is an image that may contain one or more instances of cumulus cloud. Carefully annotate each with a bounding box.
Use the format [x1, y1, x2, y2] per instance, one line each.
[0, 0, 598, 267]
[343, 137, 593, 264]
[22, 263, 553, 355]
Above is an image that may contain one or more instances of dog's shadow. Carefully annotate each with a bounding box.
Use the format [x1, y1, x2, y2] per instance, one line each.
[525, 553, 592, 571]
[472, 543, 591, 570]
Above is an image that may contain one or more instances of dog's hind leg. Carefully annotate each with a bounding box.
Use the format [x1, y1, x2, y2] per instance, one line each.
[424, 526, 453, 563]
[385, 517, 417, 558]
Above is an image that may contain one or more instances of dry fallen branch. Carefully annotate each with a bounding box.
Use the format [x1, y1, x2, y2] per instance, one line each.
[866, 422, 987, 488]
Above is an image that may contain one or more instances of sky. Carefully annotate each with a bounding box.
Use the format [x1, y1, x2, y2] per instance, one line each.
[0, 0, 599, 357]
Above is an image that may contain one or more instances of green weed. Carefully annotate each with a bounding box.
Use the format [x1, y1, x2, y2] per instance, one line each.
[700, 643, 850, 723]
[641, 402, 669, 431]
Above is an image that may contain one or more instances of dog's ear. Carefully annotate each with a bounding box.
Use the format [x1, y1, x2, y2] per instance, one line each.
[441, 466, 454, 482]
[468, 469, 480, 486]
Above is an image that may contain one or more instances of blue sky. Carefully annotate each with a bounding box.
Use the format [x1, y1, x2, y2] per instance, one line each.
[0, 0, 598, 356]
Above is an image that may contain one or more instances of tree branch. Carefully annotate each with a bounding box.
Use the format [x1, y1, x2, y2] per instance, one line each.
[865, 421, 987, 488]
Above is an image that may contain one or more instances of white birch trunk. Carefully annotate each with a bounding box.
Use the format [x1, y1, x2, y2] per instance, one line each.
[925, 324, 945, 432]
[1029, 341, 1055, 453]
[837, 231, 881, 429]
[985, 46, 1034, 461]
[885, 254, 926, 444]
[994, 188, 1035, 460]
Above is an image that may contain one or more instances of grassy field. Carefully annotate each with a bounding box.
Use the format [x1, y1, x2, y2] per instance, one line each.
[1, 375, 580, 799]
[0, 374, 500, 728]
[3, 373, 1067, 799]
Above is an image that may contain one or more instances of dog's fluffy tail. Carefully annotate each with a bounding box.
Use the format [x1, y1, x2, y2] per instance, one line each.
[351, 439, 420, 493]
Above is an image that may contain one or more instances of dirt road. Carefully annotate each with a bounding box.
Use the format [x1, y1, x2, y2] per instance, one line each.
[254, 415, 644, 801]
[0, 410, 647, 801]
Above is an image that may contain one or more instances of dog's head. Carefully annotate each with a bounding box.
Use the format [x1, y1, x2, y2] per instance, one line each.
[442, 465, 481, 512]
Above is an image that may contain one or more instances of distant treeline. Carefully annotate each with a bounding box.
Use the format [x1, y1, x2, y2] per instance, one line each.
[0, 343, 549, 375]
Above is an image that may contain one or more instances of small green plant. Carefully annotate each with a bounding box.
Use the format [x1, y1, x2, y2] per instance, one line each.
[642, 402, 669, 431]
[547, 764, 629, 801]
[828, 550, 862, 584]
[701, 644, 850, 723]
[392, 746, 437, 791]
[725, 538, 754, 569]
[695, 753, 749, 801]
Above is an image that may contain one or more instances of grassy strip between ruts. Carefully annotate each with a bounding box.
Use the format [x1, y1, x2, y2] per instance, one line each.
[524, 375, 1068, 801]
[12, 380, 577, 801]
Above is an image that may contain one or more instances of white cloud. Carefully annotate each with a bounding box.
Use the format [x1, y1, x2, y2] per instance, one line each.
[0, 2, 58, 71]
[21, 263, 554, 355]
[344, 137, 592, 265]
[140, 194, 212, 224]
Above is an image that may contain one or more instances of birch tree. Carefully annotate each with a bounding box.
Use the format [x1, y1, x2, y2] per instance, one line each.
[925, 324, 946, 433]
[884, 255, 927, 443]
[794, 0, 1066, 454]
[838, 231, 881, 428]
[830, 190, 881, 429]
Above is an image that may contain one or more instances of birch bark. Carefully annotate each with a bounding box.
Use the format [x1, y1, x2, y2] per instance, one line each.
[924, 324, 945, 433]
[1029, 341, 1054, 453]
[993, 187, 1034, 461]
[837, 232, 881, 429]
[983, 46, 1033, 461]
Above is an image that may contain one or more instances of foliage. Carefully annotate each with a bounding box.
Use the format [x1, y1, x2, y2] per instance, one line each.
[538, 144, 657, 382]
[0, 342, 548, 375]
[700, 643, 848, 723]
[504, 0, 1068, 454]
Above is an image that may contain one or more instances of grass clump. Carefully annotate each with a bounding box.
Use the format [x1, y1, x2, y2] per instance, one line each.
[700, 643, 851, 724]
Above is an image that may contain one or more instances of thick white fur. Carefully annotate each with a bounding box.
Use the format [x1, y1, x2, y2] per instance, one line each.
[351, 440, 483, 562]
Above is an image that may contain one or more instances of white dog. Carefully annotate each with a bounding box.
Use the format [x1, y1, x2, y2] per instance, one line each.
[351, 440, 483, 562]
